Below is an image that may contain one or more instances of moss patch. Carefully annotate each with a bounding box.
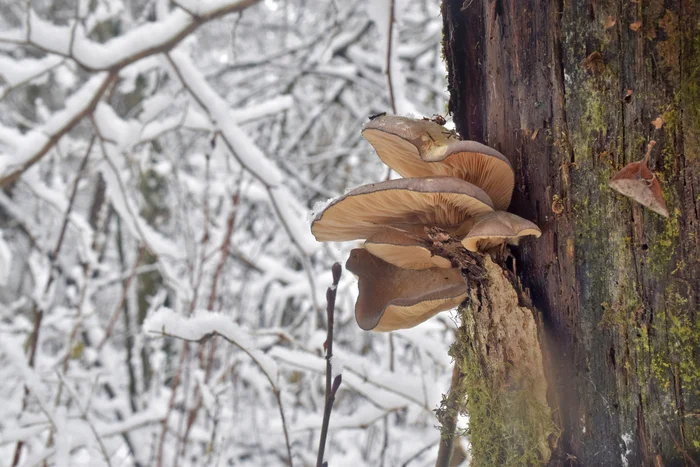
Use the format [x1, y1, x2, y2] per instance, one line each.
[446, 257, 557, 466]
[449, 325, 557, 467]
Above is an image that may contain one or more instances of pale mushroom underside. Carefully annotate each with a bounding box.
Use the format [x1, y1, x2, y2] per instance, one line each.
[362, 116, 515, 210]
[364, 226, 452, 270]
[461, 211, 542, 252]
[311, 177, 494, 242]
[346, 249, 467, 331]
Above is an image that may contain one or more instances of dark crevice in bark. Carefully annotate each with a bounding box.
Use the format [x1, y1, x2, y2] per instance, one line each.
[442, 0, 486, 142]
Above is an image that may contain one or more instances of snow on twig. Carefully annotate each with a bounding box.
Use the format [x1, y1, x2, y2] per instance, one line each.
[144, 308, 294, 466]
[165, 51, 317, 256]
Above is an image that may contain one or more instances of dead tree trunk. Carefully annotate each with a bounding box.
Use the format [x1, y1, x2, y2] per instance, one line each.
[442, 0, 700, 465]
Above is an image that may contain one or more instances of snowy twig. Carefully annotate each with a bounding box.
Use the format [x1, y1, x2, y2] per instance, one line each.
[180, 189, 241, 457]
[145, 310, 294, 466]
[55, 370, 114, 467]
[0, 73, 116, 187]
[316, 263, 342, 467]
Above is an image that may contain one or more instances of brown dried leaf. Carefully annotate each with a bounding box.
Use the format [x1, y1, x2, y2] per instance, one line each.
[630, 20, 642, 32]
[531, 128, 539, 141]
[651, 116, 664, 129]
[609, 160, 669, 217]
[604, 15, 616, 29]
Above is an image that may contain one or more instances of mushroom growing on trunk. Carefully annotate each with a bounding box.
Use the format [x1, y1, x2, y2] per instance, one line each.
[310, 115, 542, 331]
[362, 115, 515, 210]
[347, 249, 467, 331]
[461, 211, 542, 253]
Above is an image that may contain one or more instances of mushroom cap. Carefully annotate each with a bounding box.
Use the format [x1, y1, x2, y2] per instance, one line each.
[311, 176, 494, 242]
[364, 226, 452, 270]
[609, 161, 669, 217]
[461, 211, 542, 252]
[346, 249, 466, 331]
[362, 115, 515, 210]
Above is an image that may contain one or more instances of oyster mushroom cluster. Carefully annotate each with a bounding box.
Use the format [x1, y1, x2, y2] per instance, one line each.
[311, 115, 541, 332]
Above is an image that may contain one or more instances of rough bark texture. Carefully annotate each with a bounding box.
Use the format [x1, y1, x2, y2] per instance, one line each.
[443, 0, 700, 466]
[452, 256, 553, 466]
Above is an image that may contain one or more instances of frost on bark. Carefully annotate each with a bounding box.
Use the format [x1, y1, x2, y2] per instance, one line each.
[443, 0, 700, 465]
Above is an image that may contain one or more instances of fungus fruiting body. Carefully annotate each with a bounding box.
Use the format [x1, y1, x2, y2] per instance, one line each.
[462, 211, 542, 252]
[311, 176, 494, 242]
[311, 115, 542, 331]
[362, 116, 515, 210]
[346, 249, 467, 331]
[364, 227, 453, 270]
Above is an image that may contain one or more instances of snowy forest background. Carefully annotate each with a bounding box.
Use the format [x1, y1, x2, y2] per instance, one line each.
[0, 0, 459, 465]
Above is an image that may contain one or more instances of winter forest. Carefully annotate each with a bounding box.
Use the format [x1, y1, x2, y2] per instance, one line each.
[4, 0, 700, 465]
[0, 0, 461, 466]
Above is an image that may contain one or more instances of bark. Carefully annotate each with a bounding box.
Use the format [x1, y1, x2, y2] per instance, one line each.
[442, 0, 700, 466]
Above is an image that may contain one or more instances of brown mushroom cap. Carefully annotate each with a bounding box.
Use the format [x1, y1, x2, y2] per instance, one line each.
[364, 226, 452, 270]
[346, 249, 466, 331]
[362, 115, 515, 210]
[461, 211, 542, 252]
[311, 177, 494, 242]
[609, 161, 669, 217]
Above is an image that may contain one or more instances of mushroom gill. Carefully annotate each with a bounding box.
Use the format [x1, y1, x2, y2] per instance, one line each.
[461, 211, 542, 252]
[311, 176, 494, 242]
[346, 249, 466, 331]
[362, 115, 515, 210]
[310, 114, 542, 332]
[364, 226, 452, 270]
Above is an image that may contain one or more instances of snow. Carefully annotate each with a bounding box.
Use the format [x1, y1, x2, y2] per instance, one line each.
[268, 186, 318, 255]
[93, 103, 141, 150]
[0, 2, 454, 465]
[0, 336, 55, 423]
[229, 95, 294, 123]
[0, 73, 110, 180]
[0, 55, 63, 87]
[166, 51, 284, 187]
[99, 149, 183, 260]
[166, 51, 318, 255]
[366, 0, 391, 64]
[0, 232, 11, 286]
[21, 167, 97, 266]
[144, 308, 280, 385]
[54, 406, 71, 467]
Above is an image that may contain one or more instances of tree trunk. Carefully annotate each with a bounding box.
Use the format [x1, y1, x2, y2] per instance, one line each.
[442, 0, 700, 465]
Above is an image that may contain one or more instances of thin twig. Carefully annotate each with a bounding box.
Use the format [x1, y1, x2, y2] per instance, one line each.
[385, 0, 397, 114]
[401, 440, 440, 467]
[11, 137, 95, 466]
[316, 263, 343, 467]
[55, 370, 114, 467]
[383, 0, 397, 182]
[181, 190, 241, 455]
[149, 326, 294, 466]
[435, 362, 462, 467]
